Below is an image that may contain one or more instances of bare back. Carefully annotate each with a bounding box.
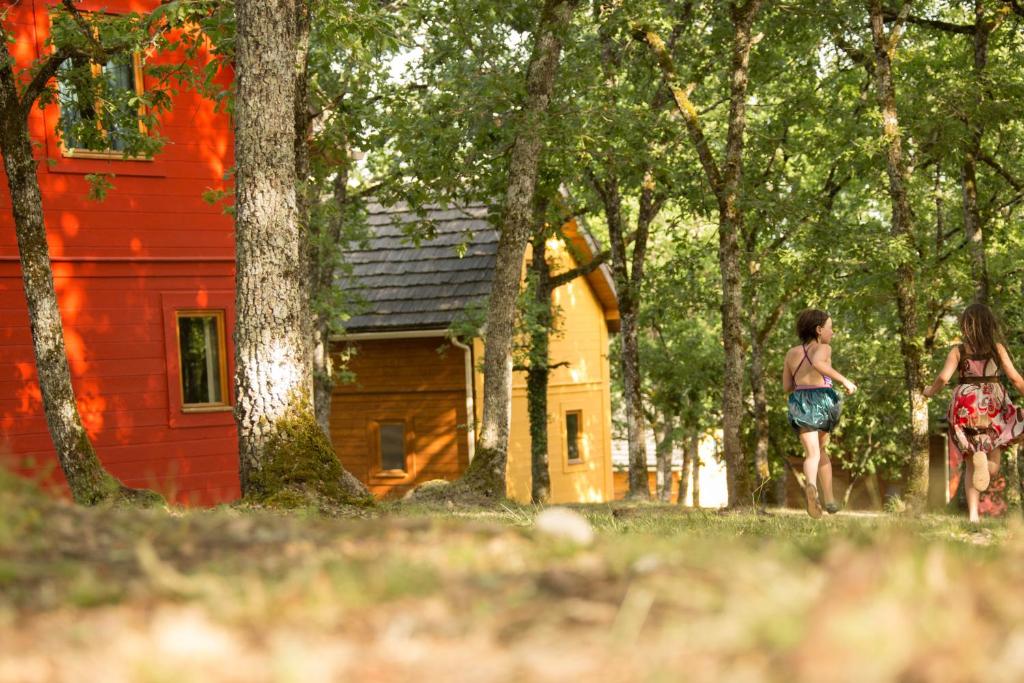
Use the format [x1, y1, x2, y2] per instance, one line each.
[786, 343, 827, 389]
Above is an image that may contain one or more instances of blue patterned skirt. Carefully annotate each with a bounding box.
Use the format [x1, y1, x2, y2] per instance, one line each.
[788, 387, 842, 433]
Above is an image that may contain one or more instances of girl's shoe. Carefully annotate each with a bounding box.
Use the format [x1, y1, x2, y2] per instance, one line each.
[804, 484, 823, 519]
[972, 451, 991, 491]
[824, 502, 840, 515]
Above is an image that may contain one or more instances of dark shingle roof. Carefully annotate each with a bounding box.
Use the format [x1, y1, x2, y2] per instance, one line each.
[340, 203, 499, 333]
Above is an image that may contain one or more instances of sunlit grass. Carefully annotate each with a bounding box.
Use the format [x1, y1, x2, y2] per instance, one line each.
[3, 471, 1023, 682]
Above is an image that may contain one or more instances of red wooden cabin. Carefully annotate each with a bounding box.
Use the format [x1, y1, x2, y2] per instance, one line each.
[0, 1, 239, 504]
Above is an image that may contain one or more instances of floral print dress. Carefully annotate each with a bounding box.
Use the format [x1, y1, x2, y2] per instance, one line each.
[948, 345, 1024, 458]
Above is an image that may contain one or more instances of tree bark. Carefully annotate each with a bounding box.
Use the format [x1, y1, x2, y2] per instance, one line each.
[716, 1, 762, 508]
[749, 330, 771, 507]
[0, 41, 157, 506]
[234, 0, 368, 504]
[868, 0, 930, 508]
[962, 0, 991, 304]
[654, 419, 675, 502]
[678, 431, 693, 506]
[527, 231, 553, 504]
[691, 433, 702, 508]
[463, 0, 577, 498]
[640, 1, 762, 507]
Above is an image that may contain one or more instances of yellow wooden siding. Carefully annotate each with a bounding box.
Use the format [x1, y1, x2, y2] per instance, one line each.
[474, 238, 614, 503]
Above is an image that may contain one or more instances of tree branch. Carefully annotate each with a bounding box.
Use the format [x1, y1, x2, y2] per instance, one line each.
[547, 249, 610, 290]
[17, 48, 75, 120]
[635, 27, 723, 195]
[882, 7, 975, 34]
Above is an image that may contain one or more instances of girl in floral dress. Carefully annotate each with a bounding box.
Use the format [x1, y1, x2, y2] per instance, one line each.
[923, 304, 1024, 523]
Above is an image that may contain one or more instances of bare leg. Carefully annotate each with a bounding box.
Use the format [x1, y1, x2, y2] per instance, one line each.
[989, 448, 1002, 477]
[799, 430, 823, 518]
[965, 456, 981, 523]
[818, 432, 836, 505]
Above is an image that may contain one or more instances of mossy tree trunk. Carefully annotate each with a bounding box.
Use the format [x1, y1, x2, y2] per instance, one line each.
[233, 0, 368, 504]
[463, 0, 578, 499]
[867, 0, 930, 509]
[527, 230, 553, 504]
[0, 36, 157, 506]
[525, 224, 610, 504]
[640, 0, 763, 507]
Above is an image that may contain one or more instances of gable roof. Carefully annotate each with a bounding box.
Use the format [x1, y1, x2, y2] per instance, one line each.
[339, 202, 618, 335]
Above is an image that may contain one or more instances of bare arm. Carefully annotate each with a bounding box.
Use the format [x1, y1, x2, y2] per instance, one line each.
[809, 345, 857, 394]
[996, 343, 1024, 395]
[923, 347, 960, 398]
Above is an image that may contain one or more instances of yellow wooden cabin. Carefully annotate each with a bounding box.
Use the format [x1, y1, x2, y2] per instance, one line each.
[330, 203, 619, 503]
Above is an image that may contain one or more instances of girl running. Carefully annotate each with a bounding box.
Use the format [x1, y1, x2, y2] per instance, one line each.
[783, 309, 857, 518]
[923, 303, 1024, 523]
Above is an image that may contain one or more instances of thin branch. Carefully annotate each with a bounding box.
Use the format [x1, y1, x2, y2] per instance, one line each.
[882, 7, 975, 34]
[980, 151, 1024, 191]
[635, 28, 722, 195]
[547, 249, 610, 290]
[17, 48, 74, 120]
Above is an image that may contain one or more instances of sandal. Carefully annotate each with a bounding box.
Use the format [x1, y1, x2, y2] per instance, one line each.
[972, 451, 990, 492]
[824, 502, 840, 515]
[804, 484, 823, 519]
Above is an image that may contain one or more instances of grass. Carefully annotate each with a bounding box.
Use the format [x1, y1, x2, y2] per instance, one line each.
[2, 471, 1023, 682]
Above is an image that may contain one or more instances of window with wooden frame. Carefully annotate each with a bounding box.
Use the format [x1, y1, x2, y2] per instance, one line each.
[56, 50, 146, 158]
[176, 311, 228, 411]
[565, 410, 583, 464]
[376, 421, 408, 475]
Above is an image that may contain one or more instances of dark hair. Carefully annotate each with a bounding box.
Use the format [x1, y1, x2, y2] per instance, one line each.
[960, 303, 1002, 357]
[796, 309, 830, 344]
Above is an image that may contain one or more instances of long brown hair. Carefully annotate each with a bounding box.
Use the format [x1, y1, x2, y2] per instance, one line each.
[960, 303, 1002, 357]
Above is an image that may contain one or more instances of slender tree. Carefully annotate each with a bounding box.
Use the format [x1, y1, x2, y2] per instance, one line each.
[461, 0, 579, 497]
[640, 0, 764, 507]
[0, 3, 179, 505]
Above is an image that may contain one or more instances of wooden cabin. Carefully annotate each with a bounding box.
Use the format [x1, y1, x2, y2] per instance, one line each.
[0, 1, 239, 504]
[332, 204, 619, 503]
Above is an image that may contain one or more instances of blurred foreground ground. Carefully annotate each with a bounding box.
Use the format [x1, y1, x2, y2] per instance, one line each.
[2, 473, 1023, 683]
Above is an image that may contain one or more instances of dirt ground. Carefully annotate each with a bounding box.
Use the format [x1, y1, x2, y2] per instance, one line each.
[2, 475, 1024, 683]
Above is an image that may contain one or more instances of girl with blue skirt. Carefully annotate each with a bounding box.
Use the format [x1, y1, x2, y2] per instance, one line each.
[783, 309, 858, 518]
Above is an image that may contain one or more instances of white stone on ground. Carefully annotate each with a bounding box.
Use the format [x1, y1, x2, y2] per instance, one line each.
[534, 507, 595, 546]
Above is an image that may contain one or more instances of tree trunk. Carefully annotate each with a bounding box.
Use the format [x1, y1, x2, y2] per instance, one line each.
[678, 432, 693, 506]
[691, 433, 702, 508]
[234, 0, 367, 504]
[716, 1, 763, 508]
[654, 419, 675, 502]
[868, 0, 929, 508]
[527, 231, 553, 504]
[962, 0, 991, 304]
[463, 0, 576, 498]
[0, 46, 156, 506]
[749, 330, 771, 508]
[641, 4, 761, 507]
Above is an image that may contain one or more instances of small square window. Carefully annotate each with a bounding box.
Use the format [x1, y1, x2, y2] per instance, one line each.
[177, 312, 228, 409]
[566, 411, 583, 463]
[380, 423, 406, 472]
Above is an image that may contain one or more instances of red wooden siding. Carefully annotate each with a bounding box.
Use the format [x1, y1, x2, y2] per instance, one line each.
[0, 1, 239, 505]
[331, 337, 471, 499]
